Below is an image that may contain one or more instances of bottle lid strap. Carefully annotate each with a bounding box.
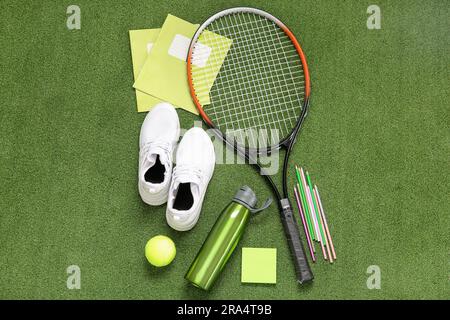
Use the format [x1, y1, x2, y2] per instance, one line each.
[249, 197, 272, 214]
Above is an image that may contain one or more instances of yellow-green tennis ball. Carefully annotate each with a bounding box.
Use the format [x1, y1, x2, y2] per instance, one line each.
[145, 235, 176, 267]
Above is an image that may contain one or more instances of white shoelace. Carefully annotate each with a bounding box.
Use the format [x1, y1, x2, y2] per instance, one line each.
[172, 165, 203, 187]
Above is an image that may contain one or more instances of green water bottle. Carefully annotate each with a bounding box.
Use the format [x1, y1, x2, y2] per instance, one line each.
[185, 186, 272, 290]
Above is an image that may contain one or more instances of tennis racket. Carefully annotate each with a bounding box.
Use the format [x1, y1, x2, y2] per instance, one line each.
[187, 7, 313, 283]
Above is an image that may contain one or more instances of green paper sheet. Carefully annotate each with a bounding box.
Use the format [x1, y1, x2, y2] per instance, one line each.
[133, 14, 232, 115]
[129, 29, 169, 113]
[241, 248, 277, 284]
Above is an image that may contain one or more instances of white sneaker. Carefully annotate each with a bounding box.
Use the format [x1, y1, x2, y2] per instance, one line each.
[139, 103, 180, 206]
[166, 127, 215, 231]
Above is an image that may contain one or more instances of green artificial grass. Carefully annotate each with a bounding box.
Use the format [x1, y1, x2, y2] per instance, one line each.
[0, 0, 448, 299]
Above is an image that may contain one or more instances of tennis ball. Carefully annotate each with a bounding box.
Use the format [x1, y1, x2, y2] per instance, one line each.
[145, 235, 176, 267]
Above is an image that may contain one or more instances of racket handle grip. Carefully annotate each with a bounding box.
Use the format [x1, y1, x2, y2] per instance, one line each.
[280, 199, 314, 284]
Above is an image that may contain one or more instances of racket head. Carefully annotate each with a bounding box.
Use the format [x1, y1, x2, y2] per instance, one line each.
[188, 7, 310, 153]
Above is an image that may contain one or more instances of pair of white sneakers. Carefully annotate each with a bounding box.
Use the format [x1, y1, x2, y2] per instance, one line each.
[138, 103, 215, 231]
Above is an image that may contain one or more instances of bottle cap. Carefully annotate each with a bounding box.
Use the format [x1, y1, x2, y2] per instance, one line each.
[233, 186, 272, 214]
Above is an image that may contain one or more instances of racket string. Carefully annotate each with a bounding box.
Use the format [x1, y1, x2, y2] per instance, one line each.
[191, 12, 306, 148]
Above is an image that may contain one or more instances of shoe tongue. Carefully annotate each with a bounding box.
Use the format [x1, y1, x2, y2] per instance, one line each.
[146, 148, 169, 167]
[190, 182, 200, 199]
[175, 172, 199, 184]
[146, 153, 157, 167]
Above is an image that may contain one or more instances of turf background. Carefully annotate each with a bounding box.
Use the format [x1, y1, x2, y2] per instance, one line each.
[0, 0, 448, 299]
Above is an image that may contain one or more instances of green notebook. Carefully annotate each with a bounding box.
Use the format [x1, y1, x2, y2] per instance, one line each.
[129, 29, 166, 113]
[133, 14, 232, 115]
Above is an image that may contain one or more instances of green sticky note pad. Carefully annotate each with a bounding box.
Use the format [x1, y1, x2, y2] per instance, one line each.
[241, 248, 277, 284]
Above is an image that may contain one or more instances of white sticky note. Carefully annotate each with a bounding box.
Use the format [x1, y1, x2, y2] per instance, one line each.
[168, 34, 191, 61]
[168, 34, 211, 67]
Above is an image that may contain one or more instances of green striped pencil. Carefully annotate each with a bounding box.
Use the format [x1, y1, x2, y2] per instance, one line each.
[295, 166, 315, 241]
